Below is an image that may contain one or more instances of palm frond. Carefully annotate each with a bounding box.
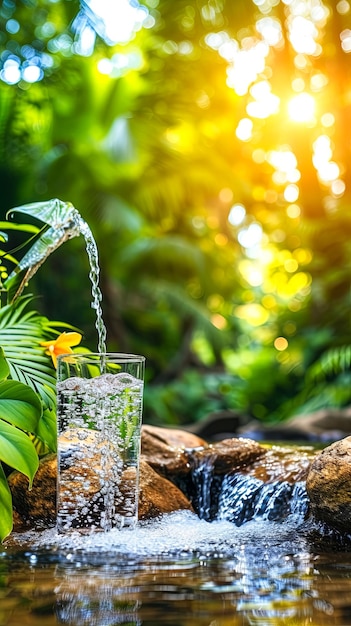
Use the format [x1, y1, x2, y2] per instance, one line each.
[0, 295, 62, 408]
[306, 345, 351, 383]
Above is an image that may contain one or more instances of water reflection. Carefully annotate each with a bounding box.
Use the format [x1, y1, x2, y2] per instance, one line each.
[52, 551, 314, 625]
[2, 512, 351, 625]
[55, 570, 141, 625]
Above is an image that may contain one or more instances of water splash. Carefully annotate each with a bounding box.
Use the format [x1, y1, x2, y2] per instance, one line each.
[7, 509, 310, 561]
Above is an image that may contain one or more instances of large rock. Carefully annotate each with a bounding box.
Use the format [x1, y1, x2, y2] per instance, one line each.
[306, 436, 351, 533]
[191, 437, 265, 475]
[137, 460, 193, 519]
[141, 424, 206, 477]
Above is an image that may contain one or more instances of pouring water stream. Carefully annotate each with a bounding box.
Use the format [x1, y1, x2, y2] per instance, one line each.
[71, 211, 107, 357]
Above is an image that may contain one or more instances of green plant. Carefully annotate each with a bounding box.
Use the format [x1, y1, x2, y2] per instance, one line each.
[0, 347, 42, 541]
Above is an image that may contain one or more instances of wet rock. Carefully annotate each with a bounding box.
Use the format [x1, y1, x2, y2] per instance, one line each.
[191, 437, 265, 475]
[246, 445, 315, 483]
[136, 460, 193, 519]
[9, 454, 57, 531]
[306, 436, 351, 533]
[141, 424, 206, 477]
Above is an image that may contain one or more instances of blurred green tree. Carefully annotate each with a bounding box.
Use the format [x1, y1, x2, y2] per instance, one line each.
[1, 0, 351, 426]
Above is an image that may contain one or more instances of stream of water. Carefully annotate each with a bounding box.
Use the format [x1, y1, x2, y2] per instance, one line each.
[71, 210, 107, 355]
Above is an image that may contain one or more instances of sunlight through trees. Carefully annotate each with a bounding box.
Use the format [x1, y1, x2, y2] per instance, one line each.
[1, 0, 351, 426]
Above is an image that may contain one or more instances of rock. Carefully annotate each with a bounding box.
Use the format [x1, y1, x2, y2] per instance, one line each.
[9, 454, 57, 531]
[142, 424, 207, 449]
[191, 437, 265, 475]
[306, 436, 351, 532]
[137, 460, 193, 519]
[141, 424, 206, 477]
[285, 407, 351, 439]
[246, 445, 315, 483]
[185, 410, 250, 442]
[140, 428, 266, 480]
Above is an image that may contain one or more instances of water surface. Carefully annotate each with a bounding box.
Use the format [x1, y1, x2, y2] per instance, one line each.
[3, 510, 351, 625]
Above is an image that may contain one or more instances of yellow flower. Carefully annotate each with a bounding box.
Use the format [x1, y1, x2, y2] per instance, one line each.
[40, 332, 82, 368]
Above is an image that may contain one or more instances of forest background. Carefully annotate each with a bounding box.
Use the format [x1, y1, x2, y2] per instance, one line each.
[1, 0, 350, 430]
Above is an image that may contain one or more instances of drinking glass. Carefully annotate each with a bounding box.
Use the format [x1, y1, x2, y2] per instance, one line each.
[56, 353, 145, 532]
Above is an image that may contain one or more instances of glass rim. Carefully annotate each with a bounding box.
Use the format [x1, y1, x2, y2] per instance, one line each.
[57, 352, 146, 363]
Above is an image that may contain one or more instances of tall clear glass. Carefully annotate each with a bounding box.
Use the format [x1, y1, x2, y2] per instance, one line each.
[56, 353, 145, 533]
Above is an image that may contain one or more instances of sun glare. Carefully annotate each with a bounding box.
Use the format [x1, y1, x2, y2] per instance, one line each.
[247, 80, 280, 118]
[86, 0, 149, 45]
[287, 92, 316, 123]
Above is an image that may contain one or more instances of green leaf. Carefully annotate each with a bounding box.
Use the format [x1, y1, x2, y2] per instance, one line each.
[0, 464, 12, 542]
[0, 221, 39, 234]
[0, 295, 76, 411]
[0, 420, 39, 484]
[36, 408, 57, 453]
[0, 380, 42, 432]
[0, 349, 10, 382]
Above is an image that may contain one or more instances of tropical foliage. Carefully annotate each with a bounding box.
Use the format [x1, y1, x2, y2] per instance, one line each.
[0, 347, 41, 542]
[1, 1, 351, 429]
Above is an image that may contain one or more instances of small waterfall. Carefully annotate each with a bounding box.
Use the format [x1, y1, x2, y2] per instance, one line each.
[188, 441, 312, 526]
[189, 452, 310, 526]
[190, 455, 219, 522]
[217, 473, 310, 525]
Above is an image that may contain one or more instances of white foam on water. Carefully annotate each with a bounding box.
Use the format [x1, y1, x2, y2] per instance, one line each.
[7, 510, 306, 560]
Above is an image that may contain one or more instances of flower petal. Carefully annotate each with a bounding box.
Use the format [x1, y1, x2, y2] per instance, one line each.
[55, 332, 82, 348]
